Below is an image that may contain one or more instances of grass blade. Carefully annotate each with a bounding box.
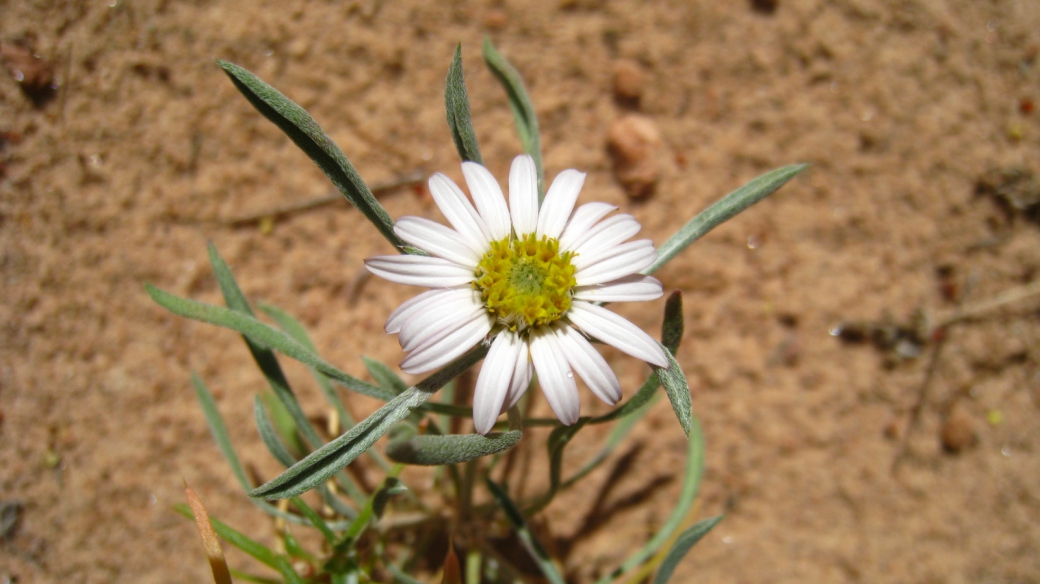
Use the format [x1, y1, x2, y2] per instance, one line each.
[646, 164, 808, 275]
[652, 516, 724, 584]
[445, 44, 482, 164]
[217, 60, 405, 251]
[482, 38, 543, 201]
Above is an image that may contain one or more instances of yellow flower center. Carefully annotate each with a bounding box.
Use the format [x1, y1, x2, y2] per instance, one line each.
[473, 234, 577, 331]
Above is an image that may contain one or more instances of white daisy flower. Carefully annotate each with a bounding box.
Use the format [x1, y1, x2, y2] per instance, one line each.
[365, 155, 668, 434]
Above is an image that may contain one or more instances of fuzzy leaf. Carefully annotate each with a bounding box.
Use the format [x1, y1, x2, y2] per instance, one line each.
[248, 346, 486, 499]
[661, 290, 684, 354]
[148, 285, 394, 401]
[482, 39, 544, 200]
[652, 516, 724, 584]
[216, 60, 404, 250]
[656, 344, 692, 438]
[445, 44, 482, 164]
[647, 164, 809, 275]
[386, 431, 521, 465]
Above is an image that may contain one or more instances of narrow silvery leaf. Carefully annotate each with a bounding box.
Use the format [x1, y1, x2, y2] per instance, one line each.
[189, 374, 355, 527]
[386, 431, 521, 465]
[147, 284, 394, 401]
[208, 243, 324, 452]
[445, 44, 482, 164]
[255, 397, 361, 518]
[656, 344, 692, 438]
[216, 60, 405, 251]
[254, 396, 298, 468]
[249, 346, 487, 499]
[482, 39, 544, 201]
[485, 479, 567, 584]
[652, 515, 724, 584]
[595, 417, 705, 584]
[661, 290, 684, 354]
[362, 356, 409, 395]
[261, 303, 396, 473]
[646, 164, 809, 275]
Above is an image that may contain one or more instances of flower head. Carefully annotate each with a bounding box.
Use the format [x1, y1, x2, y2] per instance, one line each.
[365, 155, 667, 434]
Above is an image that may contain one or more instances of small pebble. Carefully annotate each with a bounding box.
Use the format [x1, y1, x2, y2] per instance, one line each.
[941, 410, 977, 453]
[612, 59, 644, 107]
[606, 114, 661, 200]
[483, 8, 508, 30]
[750, 0, 779, 14]
[0, 41, 58, 107]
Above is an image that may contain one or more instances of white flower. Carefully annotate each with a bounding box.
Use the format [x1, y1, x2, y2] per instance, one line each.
[365, 155, 668, 434]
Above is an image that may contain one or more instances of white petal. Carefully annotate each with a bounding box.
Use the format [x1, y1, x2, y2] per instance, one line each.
[462, 162, 511, 241]
[394, 217, 480, 268]
[573, 274, 664, 303]
[385, 288, 456, 334]
[399, 290, 484, 351]
[572, 214, 641, 258]
[536, 169, 585, 239]
[558, 325, 622, 405]
[428, 173, 492, 254]
[365, 255, 474, 288]
[566, 301, 668, 368]
[509, 155, 539, 235]
[529, 330, 580, 425]
[559, 202, 617, 252]
[473, 333, 522, 434]
[504, 342, 533, 411]
[574, 240, 657, 286]
[400, 312, 493, 374]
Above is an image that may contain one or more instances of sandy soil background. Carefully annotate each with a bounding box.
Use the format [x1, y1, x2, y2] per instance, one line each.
[2, 1, 1040, 582]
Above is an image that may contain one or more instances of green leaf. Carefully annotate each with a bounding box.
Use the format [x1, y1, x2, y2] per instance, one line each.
[445, 44, 482, 164]
[174, 504, 305, 584]
[249, 346, 487, 499]
[290, 496, 338, 546]
[260, 304, 395, 473]
[254, 396, 299, 468]
[661, 290, 684, 354]
[191, 373, 252, 491]
[482, 38, 544, 201]
[525, 419, 588, 514]
[216, 60, 405, 251]
[656, 344, 692, 438]
[340, 467, 406, 547]
[646, 164, 809, 275]
[595, 417, 706, 584]
[386, 431, 521, 465]
[148, 284, 394, 401]
[254, 397, 361, 518]
[652, 516, 724, 584]
[485, 478, 566, 584]
[208, 243, 321, 455]
[189, 374, 355, 528]
[363, 356, 409, 395]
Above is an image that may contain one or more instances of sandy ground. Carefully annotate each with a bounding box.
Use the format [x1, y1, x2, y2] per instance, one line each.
[2, 1, 1040, 582]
